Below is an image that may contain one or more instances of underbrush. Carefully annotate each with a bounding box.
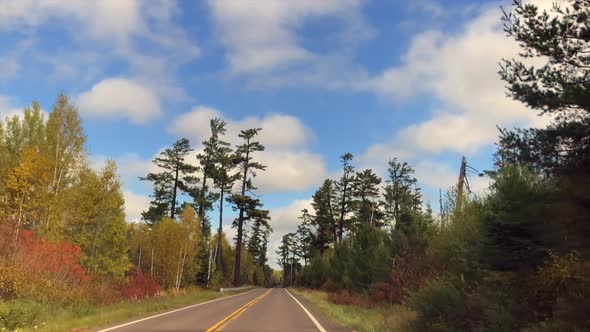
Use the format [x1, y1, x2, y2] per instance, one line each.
[292, 288, 416, 332]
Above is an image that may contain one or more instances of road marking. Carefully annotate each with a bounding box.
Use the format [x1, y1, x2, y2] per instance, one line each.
[207, 289, 272, 332]
[285, 289, 327, 332]
[96, 289, 259, 332]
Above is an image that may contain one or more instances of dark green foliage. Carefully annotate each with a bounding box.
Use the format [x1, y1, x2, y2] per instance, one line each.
[230, 128, 266, 286]
[482, 166, 553, 271]
[334, 153, 355, 242]
[350, 169, 382, 227]
[310, 180, 337, 255]
[499, 0, 590, 175]
[331, 225, 391, 291]
[140, 138, 198, 222]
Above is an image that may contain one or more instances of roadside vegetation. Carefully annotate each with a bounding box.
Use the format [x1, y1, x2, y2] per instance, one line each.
[292, 288, 415, 332]
[0, 96, 275, 329]
[279, 2, 590, 331]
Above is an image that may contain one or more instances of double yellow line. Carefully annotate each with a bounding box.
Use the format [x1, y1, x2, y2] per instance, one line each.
[206, 289, 272, 332]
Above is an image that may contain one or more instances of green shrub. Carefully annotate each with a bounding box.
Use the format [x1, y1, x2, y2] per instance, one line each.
[409, 276, 465, 331]
[0, 299, 44, 330]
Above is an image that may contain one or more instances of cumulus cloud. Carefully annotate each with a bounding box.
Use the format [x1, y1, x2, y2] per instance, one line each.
[207, 0, 372, 89]
[267, 199, 314, 267]
[123, 190, 151, 222]
[169, 106, 326, 193]
[77, 78, 162, 124]
[359, 3, 553, 168]
[169, 106, 310, 148]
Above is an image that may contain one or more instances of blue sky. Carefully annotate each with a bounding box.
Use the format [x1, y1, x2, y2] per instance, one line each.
[0, 0, 553, 263]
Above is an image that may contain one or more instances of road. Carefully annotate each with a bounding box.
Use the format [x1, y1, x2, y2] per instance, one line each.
[96, 288, 348, 332]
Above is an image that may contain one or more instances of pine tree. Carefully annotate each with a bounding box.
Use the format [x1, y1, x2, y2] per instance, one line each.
[351, 169, 382, 227]
[334, 153, 354, 242]
[311, 180, 337, 256]
[382, 158, 418, 228]
[229, 128, 266, 286]
[141, 138, 197, 221]
[295, 208, 313, 266]
[193, 118, 228, 236]
[247, 209, 272, 267]
[212, 137, 239, 270]
[499, 0, 590, 174]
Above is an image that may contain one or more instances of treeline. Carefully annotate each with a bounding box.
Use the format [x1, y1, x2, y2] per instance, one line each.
[279, 1, 590, 331]
[131, 120, 274, 289]
[0, 94, 275, 322]
[0, 94, 134, 308]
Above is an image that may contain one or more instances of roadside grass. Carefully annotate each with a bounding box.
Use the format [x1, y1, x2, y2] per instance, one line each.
[23, 287, 252, 332]
[291, 288, 416, 332]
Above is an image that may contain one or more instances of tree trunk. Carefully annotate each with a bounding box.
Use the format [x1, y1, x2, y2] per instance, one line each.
[338, 181, 348, 242]
[171, 167, 179, 219]
[233, 143, 250, 287]
[216, 184, 224, 268]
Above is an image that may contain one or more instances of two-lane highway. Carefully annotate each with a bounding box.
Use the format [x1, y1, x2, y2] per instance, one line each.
[96, 288, 347, 332]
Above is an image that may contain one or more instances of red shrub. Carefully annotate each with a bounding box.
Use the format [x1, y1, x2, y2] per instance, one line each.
[17, 231, 88, 286]
[122, 269, 162, 300]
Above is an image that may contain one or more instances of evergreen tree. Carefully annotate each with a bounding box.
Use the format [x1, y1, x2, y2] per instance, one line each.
[212, 137, 239, 270]
[229, 128, 266, 286]
[311, 179, 337, 255]
[351, 169, 382, 227]
[141, 138, 197, 221]
[193, 118, 228, 236]
[334, 153, 355, 242]
[295, 208, 313, 266]
[499, 0, 590, 174]
[247, 209, 272, 267]
[382, 158, 419, 228]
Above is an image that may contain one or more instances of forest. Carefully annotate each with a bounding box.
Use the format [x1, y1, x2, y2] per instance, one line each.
[277, 1, 589, 331]
[0, 1, 589, 331]
[0, 95, 275, 329]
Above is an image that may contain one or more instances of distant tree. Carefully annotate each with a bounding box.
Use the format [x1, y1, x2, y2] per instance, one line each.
[334, 153, 355, 242]
[193, 118, 228, 236]
[247, 209, 272, 267]
[351, 169, 382, 227]
[141, 138, 197, 221]
[311, 179, 337, 255]
[229, 128, 266, 286]
[295, 208, 314, 266]
[382, 158, 419, 228]
[277, 232, 298, 286]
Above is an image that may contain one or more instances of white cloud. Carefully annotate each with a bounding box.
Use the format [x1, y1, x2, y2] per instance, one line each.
[359, 3, 554, 167]
[0, 96, 22, 119]
[169, 106, 310, 148]
[257, 150, 326, 193]
[267, 199, 314, 268]
[1, 1, 198, 101]
[123, 190, 151, 222]
[77, 78, 162, 124]
[208, 0, 373, 90]
[169, 106, 326, 193]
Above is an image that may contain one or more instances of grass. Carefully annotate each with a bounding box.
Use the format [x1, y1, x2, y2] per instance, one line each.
[290, 288, 416, 332]
[23, 287, 252, 332]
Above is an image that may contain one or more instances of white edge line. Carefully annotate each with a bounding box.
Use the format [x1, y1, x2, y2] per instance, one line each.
[97, 288, 259, 331]
[285, 289, 327, 332]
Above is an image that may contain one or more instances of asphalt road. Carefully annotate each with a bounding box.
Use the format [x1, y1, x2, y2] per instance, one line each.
[96, 288, 348, 332]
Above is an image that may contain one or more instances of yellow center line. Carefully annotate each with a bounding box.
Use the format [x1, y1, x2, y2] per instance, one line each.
[206, 289, 272, 332]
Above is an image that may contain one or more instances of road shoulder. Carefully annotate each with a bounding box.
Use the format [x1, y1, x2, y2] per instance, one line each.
[287, 288, 351, 332]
